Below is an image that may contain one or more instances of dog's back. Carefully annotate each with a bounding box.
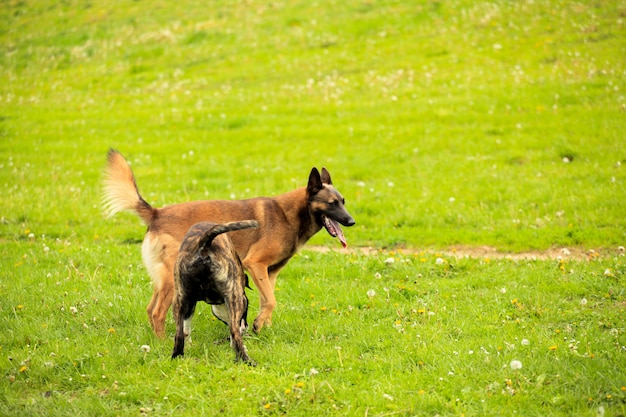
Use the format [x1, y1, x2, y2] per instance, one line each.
[103, 149, 290, 264]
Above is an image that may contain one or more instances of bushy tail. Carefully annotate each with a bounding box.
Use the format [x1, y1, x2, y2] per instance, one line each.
[102, 149, 156, 225]
[198, 220, 260, 252]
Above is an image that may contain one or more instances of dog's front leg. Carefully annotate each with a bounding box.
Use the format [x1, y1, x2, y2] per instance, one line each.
[245, 262, 275, 333]
[268, 266, 285, 292]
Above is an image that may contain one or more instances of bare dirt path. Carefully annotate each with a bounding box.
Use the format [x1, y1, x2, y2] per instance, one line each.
[306, 245, 624, 261]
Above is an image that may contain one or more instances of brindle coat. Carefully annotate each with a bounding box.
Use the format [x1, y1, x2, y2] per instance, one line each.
[172, 220, 258, 364]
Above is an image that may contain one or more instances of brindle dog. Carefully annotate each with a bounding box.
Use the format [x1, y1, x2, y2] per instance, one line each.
[103, 149, 355, 337]
[172, 220, 259, 364]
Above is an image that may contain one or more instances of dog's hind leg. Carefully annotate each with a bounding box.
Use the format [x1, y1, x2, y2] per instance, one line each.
[183, 317, 192, 345]
[142, 236, 175, 338]
[226, 303, 253, 365]
[146, 290, 159, 330]
[172, 299, 196, 359]
[152, 277, 175, 338]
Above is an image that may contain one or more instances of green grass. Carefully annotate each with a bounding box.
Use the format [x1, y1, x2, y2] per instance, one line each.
[1, 246, 625, 416]
[1, 0, 625, 415]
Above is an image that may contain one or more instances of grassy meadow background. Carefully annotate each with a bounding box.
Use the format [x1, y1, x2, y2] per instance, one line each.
[1, 0, 625, 415]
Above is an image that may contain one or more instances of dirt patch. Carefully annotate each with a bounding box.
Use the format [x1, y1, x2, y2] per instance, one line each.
[305, 245, 623, 261]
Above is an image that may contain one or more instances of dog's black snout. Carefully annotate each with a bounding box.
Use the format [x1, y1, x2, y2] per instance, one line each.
[342, 215, 356, 227]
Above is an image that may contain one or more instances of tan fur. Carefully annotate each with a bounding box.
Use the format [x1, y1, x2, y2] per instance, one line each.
[103, 149, 355, 337]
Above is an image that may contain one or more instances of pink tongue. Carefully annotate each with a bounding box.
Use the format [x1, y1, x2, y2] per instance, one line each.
[329, 218, 347, 248]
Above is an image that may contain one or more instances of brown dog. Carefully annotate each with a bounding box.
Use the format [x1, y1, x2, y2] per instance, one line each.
[103, 149, 355, 337]
[172, 220, 258, 364]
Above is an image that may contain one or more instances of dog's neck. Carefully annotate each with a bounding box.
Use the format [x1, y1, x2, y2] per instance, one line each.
[273, 187, 321, 245]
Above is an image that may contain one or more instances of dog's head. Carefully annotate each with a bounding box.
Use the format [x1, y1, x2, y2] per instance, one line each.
[307, 167, 355, 248]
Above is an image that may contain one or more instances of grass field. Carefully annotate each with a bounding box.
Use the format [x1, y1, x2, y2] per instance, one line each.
[1, 0, 625, 415]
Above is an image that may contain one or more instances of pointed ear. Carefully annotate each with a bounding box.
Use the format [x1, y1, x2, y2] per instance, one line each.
[307, 167, 323, 195]
[321, 167, 332, 185]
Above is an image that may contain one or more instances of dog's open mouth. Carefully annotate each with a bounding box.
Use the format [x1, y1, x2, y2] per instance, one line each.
[322, 215, 347, 248]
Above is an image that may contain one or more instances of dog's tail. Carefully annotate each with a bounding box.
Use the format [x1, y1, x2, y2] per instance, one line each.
[198, 220, 260, 252]
[102, 149, 156, 225]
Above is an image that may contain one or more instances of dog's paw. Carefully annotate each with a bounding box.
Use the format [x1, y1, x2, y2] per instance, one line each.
[237, 352, 256, 367]
[252, 315, 271, 333]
